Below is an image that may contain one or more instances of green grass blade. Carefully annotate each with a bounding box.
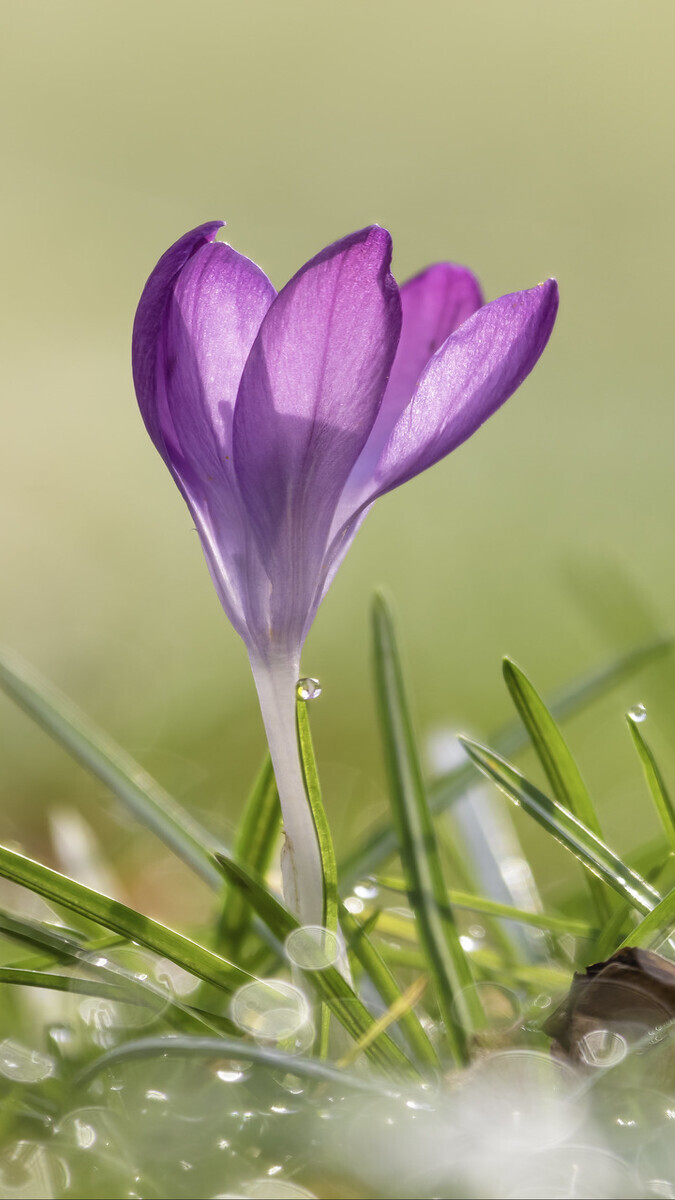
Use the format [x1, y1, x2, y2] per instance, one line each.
[460, 738, 661, 914]
[0, 841, 249, 992]
[296, 699, 338, 936]
[372, 593, 480, 1064]
[341, 637, 670, 885]
[0, 906, 90, 961]
[0, 649, 223, 889]
[0, 915, 233, 1036]
[78, 1035, 395, 1096]
[502, 657, 612, 924]
[215, 854, 418, 1080]
[502, 657, 602, 832]
[0, 967, 151, 1003]
[338, 900, 440, 1070]
[380, 942, 571, 994]
[218, 755, 280, 952]
[296, 697, 339, 1059]
[376, 876, 594, 938]
[618, 884, 675, 950]
[626, 712, 675, 852]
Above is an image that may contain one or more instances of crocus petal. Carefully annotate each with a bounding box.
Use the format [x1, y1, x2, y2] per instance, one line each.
[162, 240, 276, 480]
[233, 225, 401, 648]
[133, 223, 278, 647]
[369, 278, 559, 498]
[343, 261, 484, 500]
[132, 221, 224, 465]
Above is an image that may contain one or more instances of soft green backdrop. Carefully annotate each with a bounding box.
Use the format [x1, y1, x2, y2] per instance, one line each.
[1, 1, 673, 914]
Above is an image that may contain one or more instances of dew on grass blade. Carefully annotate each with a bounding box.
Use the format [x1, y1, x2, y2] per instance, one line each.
[578, 1028, 628, 1068]
[343, 896, 364, 914]
[0, 1039, 55, 1083]
[453, 982, 522, 1033]
[628, 704, 648, 723]
[70, 1118, 96, 1150]
[285, 925, 343, 970]
[213, 1059, 252, 1084]
[295, 677, 322, 701]
[78, 998, 118, 1048]
[47, 1024, 76, 1059]
[353, 881, 379, 900]
[0, 1141, 58, 1199]
[230, 980, 310, 1041]
[458, 1050, 581, 1152]
[238, 1180, 318, 1198]
[647, 1183, 675, 1200]
[154, 957, 200, 997]
[502, 1144, 638, 1200]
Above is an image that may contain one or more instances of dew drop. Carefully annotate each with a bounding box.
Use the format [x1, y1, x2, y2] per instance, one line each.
[214, 1058, 251, 1083]
[72, 1118, 96, 1150]
[452, 982, 522, 1033]
[295, 677, 322, 701]
[276, 1072, 305, 1095]
[230, 980, 310, 1041]
[353, 881, 379, 900]
[47, 1023, 75, 1054]
[241, 1180, 318, 1199]
[154, 958, 199, 997]
[285, 925, 343, 971]
[343, 896, 364, 915]
[79, 998, 118, 1047]
[628, 703, 648, 723]
[578, 1028, 628, 1068]
[0, 1040, 55, 1083]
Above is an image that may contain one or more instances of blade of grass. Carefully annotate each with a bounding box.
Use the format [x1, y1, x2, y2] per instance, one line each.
[296, 699, 338, 936]
[626, 712, 675, 852]
[375, 876, 594, 938]
[340, 637, 670, 885]
[78, 1035, 397, 1096]
[0, 967, 153, 1004]
[217, 755, 280, 953]
[339, 901, 440, 1070]
[336, 975, 429, 1069]
[0, 842, 250, 992]
[0, 907, 91, 962]
[617, 884, 675, 951]
[460, 738, 661, 914]
[215, 854, 418, 1080]
[372, 593, 480, 1065]
[0, 915, 235, 1041]
[503, 657, 612, 924]
[378, 941, 571, 993]
[296, 696, 339, 1059]
[0, 649, 223, 889]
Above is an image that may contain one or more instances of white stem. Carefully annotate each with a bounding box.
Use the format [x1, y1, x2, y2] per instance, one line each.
[249, 654, 324, 927]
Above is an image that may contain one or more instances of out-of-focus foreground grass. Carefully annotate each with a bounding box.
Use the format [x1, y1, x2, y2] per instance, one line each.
[1, 1, 674, 918]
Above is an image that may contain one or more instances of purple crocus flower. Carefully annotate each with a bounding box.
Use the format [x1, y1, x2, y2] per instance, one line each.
[133, 221, 558, 922]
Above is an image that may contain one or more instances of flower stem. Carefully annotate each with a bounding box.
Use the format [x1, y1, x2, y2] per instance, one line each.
[249, 656, 325, 926]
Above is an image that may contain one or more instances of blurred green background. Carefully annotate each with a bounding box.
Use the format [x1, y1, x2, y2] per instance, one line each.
[1, 0, 674, 918]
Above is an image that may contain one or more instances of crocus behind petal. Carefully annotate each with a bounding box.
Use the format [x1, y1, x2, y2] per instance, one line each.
[370, 279, 559, 498]
[344, 261, 484, 498]
[385, 262, 484, 426]
[132, 221, 224, 464]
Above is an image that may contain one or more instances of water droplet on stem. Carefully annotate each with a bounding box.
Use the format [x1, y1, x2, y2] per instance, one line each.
[296, 677, 322, 701]
[628, 704, 648, 723]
